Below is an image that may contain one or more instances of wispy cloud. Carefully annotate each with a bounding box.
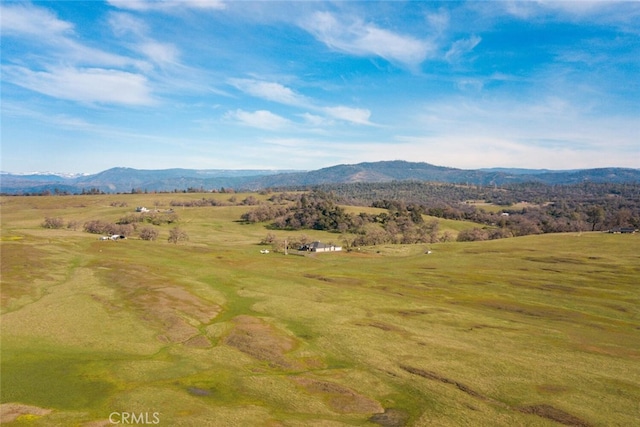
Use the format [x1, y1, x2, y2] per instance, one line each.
[225, 109, 291, 130]
[0, 3, 73, 37]
[2, 66, 155, 106]
[228, 79, 308, 107]
[323, 106, 372, 126]
[229, 79, 373, 125]
[107, 0, 226, 12]
[2, 3, 140, 69]
[301, 11, 434, 69]
[400, 93, 640, 169]
[445, 35, 481, 62]
[228, 77, 374, 126]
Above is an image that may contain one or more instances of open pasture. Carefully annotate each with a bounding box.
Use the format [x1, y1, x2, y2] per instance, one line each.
[1, 193, 639, 426]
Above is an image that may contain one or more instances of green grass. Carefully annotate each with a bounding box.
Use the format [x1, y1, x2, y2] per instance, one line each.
[1, 194, 639, 426]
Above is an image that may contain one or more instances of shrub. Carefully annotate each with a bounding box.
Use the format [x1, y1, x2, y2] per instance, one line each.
[84, 220, 113, 234]
[139, 227, 160, 241]
[42, 217, 65, 229]
[456, 228, 489, 242]
[168, 227, 189, 244]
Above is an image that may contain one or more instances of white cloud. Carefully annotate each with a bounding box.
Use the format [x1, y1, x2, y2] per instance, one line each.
[228, 79, 308, 107]
[299, 112, 332, 127]
[225, 109, 291, 130]
[1, 4, 148, 70]
[138, 41, 180, 66]
[398, 95, 640, 169]
[323, 106, 373, 125]
[302, 11, 434, 68]
[426, 9, 450, 35]
[2, 66, 155, 106]
[0, 3, 73, 38]
[229, 78, 375, 126]
[108, 11, 149, 37]
[107, 0, 225, 12]
[445, 35, 481, 62]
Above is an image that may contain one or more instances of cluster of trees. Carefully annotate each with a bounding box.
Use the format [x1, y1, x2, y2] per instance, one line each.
[43, 210, 186, 243]
[242, 191, 443, 246]
[318, 181, 639, 236]
[117, 211, 179, 226]
[241, 183, 639, 245]
[42, 216, 80, 231]
[83, 219, 135, 237]
[168, 195, 262, 208]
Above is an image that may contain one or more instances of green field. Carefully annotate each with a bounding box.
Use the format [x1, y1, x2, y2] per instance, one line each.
[1, 194, 639, 426]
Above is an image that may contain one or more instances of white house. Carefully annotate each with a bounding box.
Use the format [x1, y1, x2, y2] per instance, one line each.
[300, 241, 342, 253]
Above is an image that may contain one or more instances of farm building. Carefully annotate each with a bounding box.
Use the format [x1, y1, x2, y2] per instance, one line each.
[299, 241, 342, 253]
[608, 227, 637, 234]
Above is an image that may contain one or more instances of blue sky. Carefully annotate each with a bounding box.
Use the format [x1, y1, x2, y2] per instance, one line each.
[1, 0, 639, 173]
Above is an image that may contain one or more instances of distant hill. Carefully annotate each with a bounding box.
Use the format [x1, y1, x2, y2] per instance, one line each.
[1, 161, 639, 194]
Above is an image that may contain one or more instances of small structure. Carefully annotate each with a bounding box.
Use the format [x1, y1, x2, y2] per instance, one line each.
[299, 241, 342, 253]
[136, 207, 150, 213]
[99, 235, 126, 241]
[608, 227, 637, 234]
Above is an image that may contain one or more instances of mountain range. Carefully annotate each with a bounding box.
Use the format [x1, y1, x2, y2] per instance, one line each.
[2, 161, 639, 194]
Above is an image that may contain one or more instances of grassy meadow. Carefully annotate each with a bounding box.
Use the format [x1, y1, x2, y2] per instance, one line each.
[1, 193, 639, 426]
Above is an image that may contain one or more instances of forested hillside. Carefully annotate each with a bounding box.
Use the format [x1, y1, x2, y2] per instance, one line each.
[242, 182, 640, 245]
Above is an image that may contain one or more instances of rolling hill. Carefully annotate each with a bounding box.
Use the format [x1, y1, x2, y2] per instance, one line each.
[2, 161, 639, 194]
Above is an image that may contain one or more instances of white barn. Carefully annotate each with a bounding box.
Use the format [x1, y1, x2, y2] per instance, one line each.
[300, 241, 342, 253]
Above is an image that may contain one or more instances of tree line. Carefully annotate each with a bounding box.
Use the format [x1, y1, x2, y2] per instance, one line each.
[241, 183, 639, 245]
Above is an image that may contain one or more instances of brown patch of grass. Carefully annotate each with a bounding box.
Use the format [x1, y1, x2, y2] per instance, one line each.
[369, 408, 410, 427]
[98, 264, 221, 343]
[536, 384, 570, 394]
[401, 365, 590, 426]
[184, 335, 211, 348]
[517, 404, 591, 427]
[0, 243, 57, 308]
[394, 309, 430, 317]
[292, 376, 383, 414]
[479, 300, 572, 320]
[399, 365, 503, 407]
[0, 403, 53, 423]
[223, 315, 298, 369]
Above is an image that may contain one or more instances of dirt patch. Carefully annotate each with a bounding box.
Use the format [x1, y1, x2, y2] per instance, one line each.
[517, 404, 591, 427]
[304, 273, 335, 282]
[100, 265, 221, 343]
[467, 324, 518, 332]
[357, 320, 407, 336]
[303, 273, 362, 286]
[399, 365, 502, 406]
[369, 408, 409, 427]
[223, 315, 298, 369]
[0, 403, 53, 423]
[184, 334, 211, 348]
[480, 300, 570, 320]
[292, 376, 383, 414]
[400, 365, 590, 426]
[187, 386, 211, 396]
[395, 309, 430, 317]
[536, 384, 570, 394]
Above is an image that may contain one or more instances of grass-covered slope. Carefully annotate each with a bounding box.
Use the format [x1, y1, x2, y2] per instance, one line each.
[1, 194, 639, 426]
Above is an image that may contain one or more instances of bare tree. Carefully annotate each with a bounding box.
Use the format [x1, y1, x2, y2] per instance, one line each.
[140, 227, 160, 241]
[42, 217, 64, 229]
[168, 227, 189, 244]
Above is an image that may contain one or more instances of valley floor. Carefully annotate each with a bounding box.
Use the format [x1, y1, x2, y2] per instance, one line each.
[1, 194, 639, 426]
